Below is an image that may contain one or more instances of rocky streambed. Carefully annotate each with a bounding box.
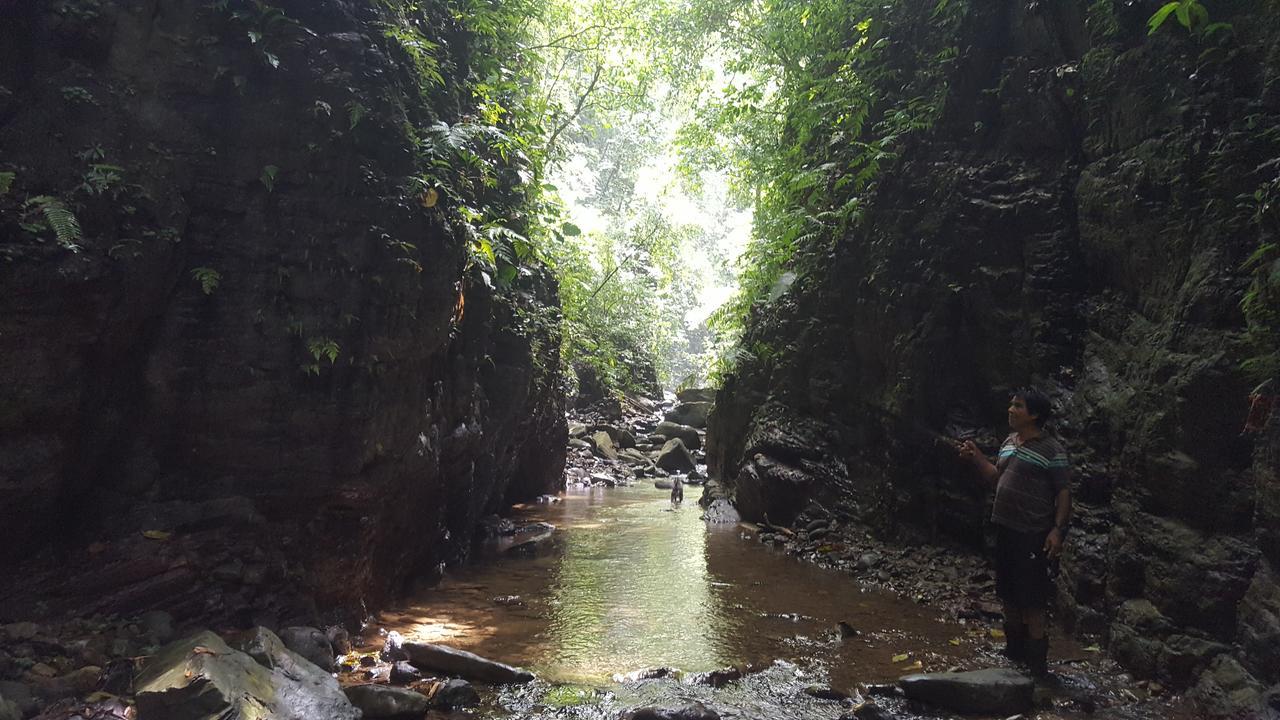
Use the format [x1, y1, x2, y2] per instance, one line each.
[0, 396, 1252, 719]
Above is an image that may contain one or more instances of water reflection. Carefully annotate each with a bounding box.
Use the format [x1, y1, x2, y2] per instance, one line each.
[375, 484, 967, 687]
[544, 492, 723, 680]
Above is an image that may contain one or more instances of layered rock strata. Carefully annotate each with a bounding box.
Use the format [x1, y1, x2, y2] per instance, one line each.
[707, 0, 1280, 708]
[0, 0, 565, 622]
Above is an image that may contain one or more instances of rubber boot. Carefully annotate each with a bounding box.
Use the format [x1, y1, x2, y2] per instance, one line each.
[1001, 622, 1027, 664]
[1025, 636, 1049, 678]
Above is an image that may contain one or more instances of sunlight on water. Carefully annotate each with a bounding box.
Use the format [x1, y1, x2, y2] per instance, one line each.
[376, 483, 970, 690]
[542, 494, 724, 681]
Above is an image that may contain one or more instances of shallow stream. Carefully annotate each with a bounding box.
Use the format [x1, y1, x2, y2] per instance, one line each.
[372, 484, 989, 717]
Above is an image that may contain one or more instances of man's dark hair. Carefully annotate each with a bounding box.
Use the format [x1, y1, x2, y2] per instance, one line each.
[1016, 386, 1053, 427]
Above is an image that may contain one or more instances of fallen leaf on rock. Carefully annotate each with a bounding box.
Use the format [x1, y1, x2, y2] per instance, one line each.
[141, 530, 171, 540]
[949, 638, 962, 646]
[1083, 644, 1101, 652]
[989, 628, 1006, 639]
[901, 661, 923, 671]
[891, 653, 910, 663]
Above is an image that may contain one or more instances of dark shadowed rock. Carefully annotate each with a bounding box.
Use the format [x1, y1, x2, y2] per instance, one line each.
[689, 667, 743, 687]
[623, 702, 719, 720]
[382, 631, 409, 661]
[898, 668, 1033, 715]
[433, 678, 480, 708]
[390, 660, 423, 684]
[657, 439, 697, 474]
[803, 684, 850, 701]
[840, 701, 898, 720]
[136, 630, 358, 720]
[0, 682, 34, 719]
[700, 498, 741, 525]
[1186, 655, 1266, 719]
[279, 626, 335, 672]
[403, 642, 534, 683]
[344, 684, 430, 718]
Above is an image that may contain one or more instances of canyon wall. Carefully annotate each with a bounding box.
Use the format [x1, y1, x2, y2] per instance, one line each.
[707, 0, 1280, 713]
[0, 0, 565, 624]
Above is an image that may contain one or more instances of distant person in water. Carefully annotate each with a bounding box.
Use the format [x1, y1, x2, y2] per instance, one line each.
[958, 387, 1071, 678]
[670, 476, 684, 504]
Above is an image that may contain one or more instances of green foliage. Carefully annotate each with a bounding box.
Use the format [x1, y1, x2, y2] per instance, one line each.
[191, 267, 222, 295]
[1148, 0, 1206, 34]
[346, 100, 366, 130]
[211, 0, 307, 69]
[80, 164, 124, 196]
[1240, 175, 1280, 382]
[1147, 0, 1231, 38]
[675, 0, 968, 381]
[0, 171, 14, 195]
[302, 336, 341, 376]
[23, 196, 82, 251]
[260, 164, 278, 191]
[60, 86, 94, 104]
[542, 686, 597, 707]
[307, 337, 341, 363]
[381, 22, 445, 88]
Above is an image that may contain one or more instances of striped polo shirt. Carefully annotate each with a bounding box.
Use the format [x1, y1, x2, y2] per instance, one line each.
[991, 433, 1070, 533]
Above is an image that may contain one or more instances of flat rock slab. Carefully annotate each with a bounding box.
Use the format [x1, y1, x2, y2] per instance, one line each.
[344, 684, 430, 718]
[136, 629, 359, 720]
[899, 668, 1032, 715]
[403, 642, 534, 684]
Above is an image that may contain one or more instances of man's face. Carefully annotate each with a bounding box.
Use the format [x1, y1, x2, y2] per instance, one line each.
[1007, 395, 1037, 431]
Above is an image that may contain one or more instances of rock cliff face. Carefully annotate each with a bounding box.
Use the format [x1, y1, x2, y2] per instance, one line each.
[708, 0, 1280, 709]
[0, 0, 565, 622]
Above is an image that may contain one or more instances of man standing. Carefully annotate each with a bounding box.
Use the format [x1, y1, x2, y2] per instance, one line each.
[959, 387, 1071, 677]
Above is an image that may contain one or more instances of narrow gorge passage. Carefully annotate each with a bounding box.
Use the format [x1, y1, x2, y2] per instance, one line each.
[2, 0, 1279, 719]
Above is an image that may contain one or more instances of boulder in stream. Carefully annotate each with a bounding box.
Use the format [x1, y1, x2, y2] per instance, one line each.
[403, 642, 534, 683]
[344, 684, 431, 718]
[279, 625, 335, 671]
[701, 498, 741, 524]
[654, 422, 701, 449]
[665, 402, 712, 428]
[432, 677, 480, 707]
[591, 431, 618, 460]
[136, 630, 359, 720]
[656, 438, 696, 474]
[676, 388, 716, 403]
[898, 668, 1033, 715]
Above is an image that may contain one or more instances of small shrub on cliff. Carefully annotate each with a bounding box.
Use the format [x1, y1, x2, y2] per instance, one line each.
[22, 196, 82, 251]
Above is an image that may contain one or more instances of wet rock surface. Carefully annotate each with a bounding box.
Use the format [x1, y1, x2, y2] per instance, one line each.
[402, 642, 535, 684]
[135, 629, 359, 720]
[898, 668, 1033, 715]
